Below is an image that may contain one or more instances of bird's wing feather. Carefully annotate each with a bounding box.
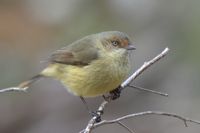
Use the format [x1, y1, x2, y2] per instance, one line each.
[49, 37, 99, 66]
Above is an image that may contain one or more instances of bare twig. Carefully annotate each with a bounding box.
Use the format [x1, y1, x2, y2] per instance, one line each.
[93, 111, 200, 129]
[128, 85, 168, 97]
[0, 87, 27, 93]
[117, 121, 135, 133]
[121, 47, 169, 88]
[82, 101, 108, 133]
[82, 48, 170, 133]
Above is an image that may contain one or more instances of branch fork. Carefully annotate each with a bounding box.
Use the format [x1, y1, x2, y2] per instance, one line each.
[81, 47, 170, 133]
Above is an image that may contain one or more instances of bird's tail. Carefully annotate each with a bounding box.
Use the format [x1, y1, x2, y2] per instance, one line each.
[0, 74, 43, 92]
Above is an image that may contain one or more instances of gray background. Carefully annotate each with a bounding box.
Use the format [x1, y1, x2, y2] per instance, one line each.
[0, 0, 200, 133]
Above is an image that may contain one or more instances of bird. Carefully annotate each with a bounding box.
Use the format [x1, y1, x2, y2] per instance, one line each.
[7, 31, 136, 98]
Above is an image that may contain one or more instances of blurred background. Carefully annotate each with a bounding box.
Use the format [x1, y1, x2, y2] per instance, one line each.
[0, 0, 200, 133]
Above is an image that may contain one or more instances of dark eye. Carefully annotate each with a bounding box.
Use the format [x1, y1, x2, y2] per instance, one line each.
[111, 41, 120, 46]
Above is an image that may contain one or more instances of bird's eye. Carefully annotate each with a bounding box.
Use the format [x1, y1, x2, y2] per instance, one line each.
[111, 41, 119, 46]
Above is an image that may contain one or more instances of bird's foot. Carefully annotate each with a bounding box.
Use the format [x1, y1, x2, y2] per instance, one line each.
[109, 86, 121, 100]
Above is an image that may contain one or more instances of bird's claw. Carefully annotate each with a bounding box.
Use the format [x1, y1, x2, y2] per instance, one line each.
[109, 86, 121, 100]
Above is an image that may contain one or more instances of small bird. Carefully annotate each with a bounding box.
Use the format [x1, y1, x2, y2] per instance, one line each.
[7, 31, 135, 98]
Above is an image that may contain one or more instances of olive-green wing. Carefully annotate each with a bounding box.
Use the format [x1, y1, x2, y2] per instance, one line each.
[49, 37, 99, 66]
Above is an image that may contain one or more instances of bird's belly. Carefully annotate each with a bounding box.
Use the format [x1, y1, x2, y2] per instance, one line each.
[63, 77, 122, 97]
[60, 63, 129, 97]
[42, 54, 130, 97]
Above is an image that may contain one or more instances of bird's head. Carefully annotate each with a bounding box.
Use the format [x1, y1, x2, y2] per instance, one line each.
[97, 31, 136, 54]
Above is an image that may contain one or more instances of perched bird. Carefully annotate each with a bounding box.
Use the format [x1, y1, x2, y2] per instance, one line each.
[8, 31, 135, 98]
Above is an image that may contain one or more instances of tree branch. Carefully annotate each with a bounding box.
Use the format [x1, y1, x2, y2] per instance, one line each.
[116, 121, 135, 133]
[121, 47, 169, 88]
[81, 47, 170, 133]
[0, 87, 27, 93]
[93, 111, 200, 130]
[81, 101, 108, 133]
[128, 85, 168, 97]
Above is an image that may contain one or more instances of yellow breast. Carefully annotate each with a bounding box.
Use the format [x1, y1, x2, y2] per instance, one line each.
[42, 51, 130, 97]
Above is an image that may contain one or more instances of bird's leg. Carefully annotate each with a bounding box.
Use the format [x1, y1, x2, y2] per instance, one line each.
[80, 96, 91, 112]
[102, 94, 112, 102]
[102, 95, 109, 101]
[109, 85, 122, 100]
[79, 96, 102, 122]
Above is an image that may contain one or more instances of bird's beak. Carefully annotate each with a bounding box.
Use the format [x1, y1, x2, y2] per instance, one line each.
[126, 43, 136, 50]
